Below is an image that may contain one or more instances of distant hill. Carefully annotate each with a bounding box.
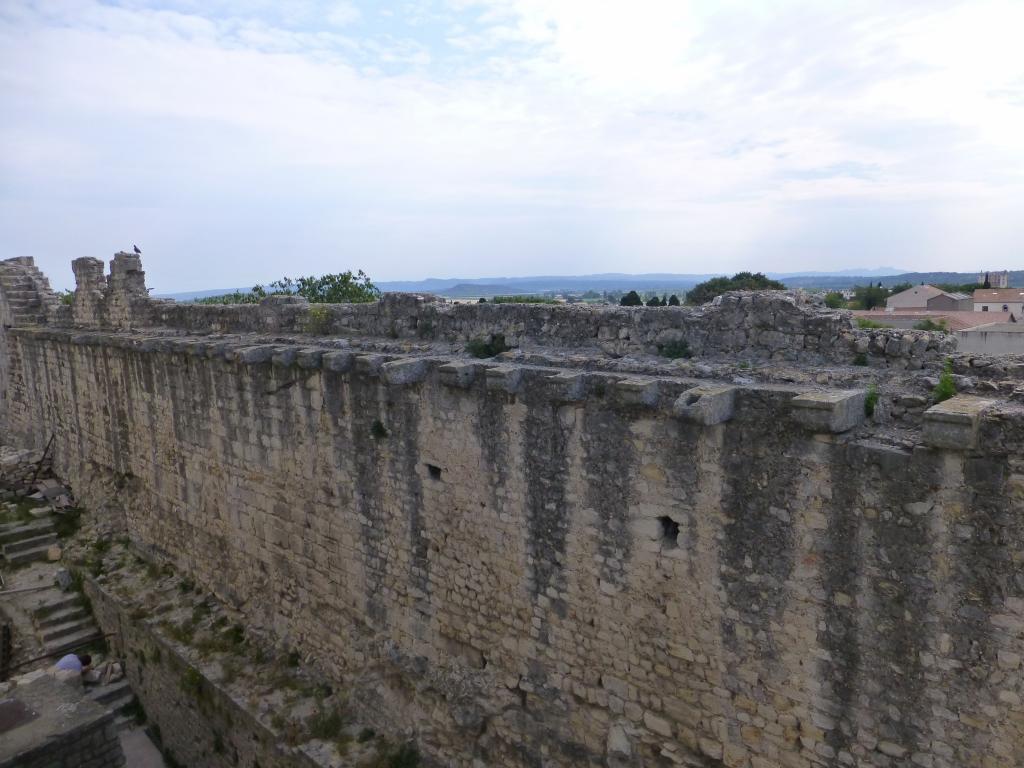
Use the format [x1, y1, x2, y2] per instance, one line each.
[780, 271, 1023, 290]
[154, 268, 1019, 300]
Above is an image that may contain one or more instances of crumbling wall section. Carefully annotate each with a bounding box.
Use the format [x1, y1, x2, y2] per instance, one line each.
[21, 251, 958, 367]
[137, 291, 954, 367]
[0, 257, 58, 432]
[5, 324, 1024, 768]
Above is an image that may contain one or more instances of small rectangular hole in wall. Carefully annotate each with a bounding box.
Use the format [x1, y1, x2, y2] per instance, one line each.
[658, 515, 680, 548]
[426, 464, 442, 480]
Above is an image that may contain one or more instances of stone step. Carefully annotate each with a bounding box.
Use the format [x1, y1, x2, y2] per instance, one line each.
[43, 626, 103, 658]
[0, 518, 54, 545]
[33, 594, 82, 620]
[4, 543, 54, 565]
[41, 617, 97, 643]
[36, 604, 88, 629]
[86, 678, 132, 706]
[3, 531, 57, 555]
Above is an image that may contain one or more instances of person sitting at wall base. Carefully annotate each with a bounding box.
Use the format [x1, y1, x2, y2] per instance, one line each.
[54, 653, 91, 673]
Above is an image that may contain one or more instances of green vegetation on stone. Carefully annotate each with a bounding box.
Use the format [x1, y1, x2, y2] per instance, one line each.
[657, 339, 693, 359]
[686, 272, 785, 305]
[864, 384, 879, 418]
[933, 359, 957, 403]
[466, 334, 509, 358]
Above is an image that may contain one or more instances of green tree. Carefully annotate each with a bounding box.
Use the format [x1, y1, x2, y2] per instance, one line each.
[646, 295, 663, 307]
[935, 282, 983, 294]
[273, 271, 379, 303]
[888, 282, 913, 294]
[197, 270, 379, 305]
[620, 290, 643, 306]
[686, 272, 786, 305]
[849, 283, 889, 310]
[824, 292, 846, 309]
[667, 294, 680, 306]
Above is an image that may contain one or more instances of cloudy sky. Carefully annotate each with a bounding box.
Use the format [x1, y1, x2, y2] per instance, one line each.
[2, 1, 1022, 291]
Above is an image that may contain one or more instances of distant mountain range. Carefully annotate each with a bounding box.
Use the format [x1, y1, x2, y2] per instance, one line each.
[155, 268, 1019, 301]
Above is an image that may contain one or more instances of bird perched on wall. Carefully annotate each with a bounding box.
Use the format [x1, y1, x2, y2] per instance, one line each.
[133, 244, 142, 255]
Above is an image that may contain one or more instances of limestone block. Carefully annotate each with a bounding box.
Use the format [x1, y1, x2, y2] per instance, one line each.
[439, 361, 477, 389]
[674, 385, 736, 425]
[615, 377, 659, 407]
[296, 348, 324, 369]
[355, 354, 385, 376]
[923, 395, 997, 450]
[272, 347, 298, 367]
[546, 371, 586, 401]
[322, 351, 354, 372]
[235, 346, 275, 365]
[484, 365, 523, 393]
[382, 358, 428, 386]
[790, 389, 866, 433]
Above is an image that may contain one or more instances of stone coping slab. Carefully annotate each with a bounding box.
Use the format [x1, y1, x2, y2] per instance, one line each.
[922, 395, 998, 450]
[790, 389, 867, 433]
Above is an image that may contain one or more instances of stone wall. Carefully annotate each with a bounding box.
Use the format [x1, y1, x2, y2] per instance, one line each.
[3, 255, 1024, 767]
[0, 674, 124, 768]
[83, 576, 322, 768]
[140, 291, 957, 368]
[0, 445, 48, 491]
[4, 319, 1024, 767]
[0, 257, 58, 433]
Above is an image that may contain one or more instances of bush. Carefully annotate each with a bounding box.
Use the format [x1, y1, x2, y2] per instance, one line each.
[933, 359, 957, 403]
[667, 294, 680, 306]
[619, 290, 643, 306]
[856, 317, 887, 329]
[196, 271, 379, 305]
[864, 384, 879, 417]
[308, 707, 348, 740]
[658, 340, 692, 359]
[824, 292, 846, 309]
[466, 334, 509, 358]
[686, 272, 785, 305]
[914, 318, 948, 333]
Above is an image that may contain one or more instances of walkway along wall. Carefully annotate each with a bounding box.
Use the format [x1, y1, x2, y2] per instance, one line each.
[2, 255, 1024, 767]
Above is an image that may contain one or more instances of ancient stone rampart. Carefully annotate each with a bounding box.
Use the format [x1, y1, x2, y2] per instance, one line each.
[2, 255, 1023, 768]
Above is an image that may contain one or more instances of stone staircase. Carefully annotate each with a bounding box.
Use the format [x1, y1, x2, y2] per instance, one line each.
[0, 516, 57, 565]
[31, 590, 103, 660]
[86, 677, 138, 732]
[27, 586, 140, 732]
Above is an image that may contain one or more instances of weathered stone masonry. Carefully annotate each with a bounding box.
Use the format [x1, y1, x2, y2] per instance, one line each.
[2, 254, 1024, 767]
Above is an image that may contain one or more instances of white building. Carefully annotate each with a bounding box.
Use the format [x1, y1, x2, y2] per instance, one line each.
[974, 288, 1024, 315]
[977, 271, 1010, 289]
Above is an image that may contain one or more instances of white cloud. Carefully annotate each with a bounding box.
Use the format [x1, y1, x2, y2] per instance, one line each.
[1, 0, 1022, 291]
